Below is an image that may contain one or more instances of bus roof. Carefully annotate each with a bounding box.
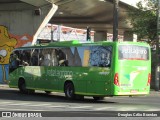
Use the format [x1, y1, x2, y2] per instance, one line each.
[15, 40, 150, 50]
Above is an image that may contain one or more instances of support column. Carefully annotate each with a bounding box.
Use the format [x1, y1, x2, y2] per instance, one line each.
[155, 0, 160, 91]
[94, 31, 107, 42]
[113, 0, 119, 41]
[32, 4, 58, 45]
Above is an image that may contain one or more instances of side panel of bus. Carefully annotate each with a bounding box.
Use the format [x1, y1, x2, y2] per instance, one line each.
[9, 44, 114, 96]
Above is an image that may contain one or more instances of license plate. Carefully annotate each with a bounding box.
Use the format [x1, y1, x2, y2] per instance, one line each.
[130, 90, 138, 93]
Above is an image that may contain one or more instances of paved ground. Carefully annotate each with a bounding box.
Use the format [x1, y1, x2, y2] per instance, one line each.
[0, 85, 160, 119]
[1, 84, 159, 96]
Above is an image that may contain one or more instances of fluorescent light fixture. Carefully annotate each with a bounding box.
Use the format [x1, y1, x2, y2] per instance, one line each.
[99, 0, 106, 2]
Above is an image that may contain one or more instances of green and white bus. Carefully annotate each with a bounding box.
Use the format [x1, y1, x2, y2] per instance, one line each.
[9, 40, 151, 100]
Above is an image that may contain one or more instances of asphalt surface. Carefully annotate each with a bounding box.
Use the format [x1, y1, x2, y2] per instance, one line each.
[0, 84, 160, 119]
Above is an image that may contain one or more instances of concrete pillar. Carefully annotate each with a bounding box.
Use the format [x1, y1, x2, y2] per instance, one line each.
[32, 4, 58, 45]
[94, 31, 107, 42]
[123, 31, 137, 42]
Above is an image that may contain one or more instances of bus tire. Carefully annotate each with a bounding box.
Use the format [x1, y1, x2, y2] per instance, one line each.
[64, 82, 75, 99]
[18, 79, 28, 94]
[93, 97, 104, 101]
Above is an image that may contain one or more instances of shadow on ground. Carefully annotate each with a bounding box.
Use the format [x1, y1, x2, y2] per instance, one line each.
[0, 88, 115, 104]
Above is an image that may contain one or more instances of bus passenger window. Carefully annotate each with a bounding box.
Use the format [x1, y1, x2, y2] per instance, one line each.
[21, 50, 30, 66]
[60, 47, 77, 67]
[73, 47, 82, 66]
[50, 49, 58, 66]
[55, 49, 68, 66]
[89, 46, 112, 67]
[40, 49, 51, 66]
[9, 51, 20, 71]
[31, 49, 38, 66]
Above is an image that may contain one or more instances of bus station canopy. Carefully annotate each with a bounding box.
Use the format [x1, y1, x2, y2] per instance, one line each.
[0, 0, 134, 35]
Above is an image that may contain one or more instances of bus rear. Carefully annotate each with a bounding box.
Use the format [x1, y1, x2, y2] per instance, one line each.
[113, 42, 151, 96]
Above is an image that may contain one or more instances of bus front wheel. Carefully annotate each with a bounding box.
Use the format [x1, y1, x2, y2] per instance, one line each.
[64, 83, 75, 99]
[18, 79, 28, 94]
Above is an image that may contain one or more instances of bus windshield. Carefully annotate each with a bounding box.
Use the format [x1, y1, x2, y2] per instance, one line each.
[118, 45, 149, 60]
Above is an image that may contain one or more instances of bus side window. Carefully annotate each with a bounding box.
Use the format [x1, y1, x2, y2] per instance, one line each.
[73, 47, 82, 66]
[9, 50, 20, 72]
[31, 49, 38, 66]
[39, 50, 43, 66]
[55, 49, 68, 66]
[21, 50, 30, 66]
[50, 48, 58, 66]
[89, 46, 112, 67]
[101, 47, 112, 67]
[61, 47, 75, 66]
[40, 49, 50, 66]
